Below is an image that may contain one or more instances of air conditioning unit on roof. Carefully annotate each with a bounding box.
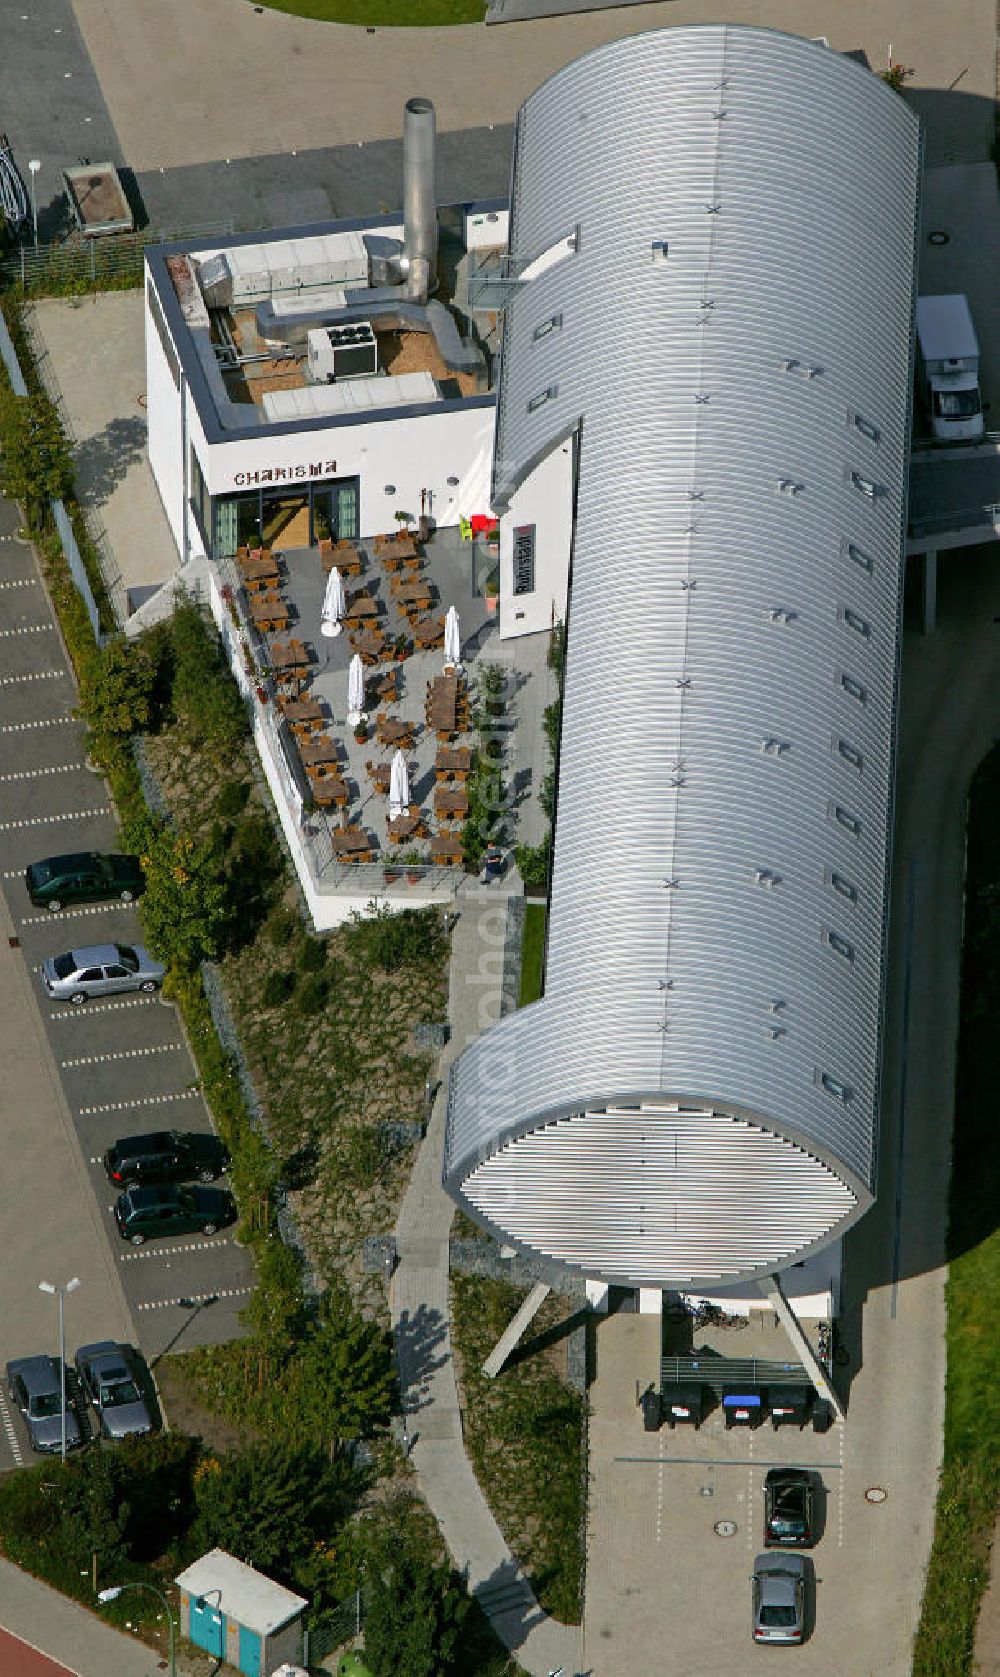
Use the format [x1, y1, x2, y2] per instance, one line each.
[307, 322, 378, 382]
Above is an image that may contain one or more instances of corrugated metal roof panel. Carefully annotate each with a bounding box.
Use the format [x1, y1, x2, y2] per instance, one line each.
[444, 25, 921, 1289]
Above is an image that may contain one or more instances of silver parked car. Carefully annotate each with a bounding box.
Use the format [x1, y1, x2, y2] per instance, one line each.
[751, 1551, 807, 1644]
[40, 942, 165, 1006]
[6, 1355, 82, 1453]
[74, 1342, 152, 1440]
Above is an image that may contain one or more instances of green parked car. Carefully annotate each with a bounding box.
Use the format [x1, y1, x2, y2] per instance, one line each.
[25, 851, 145, 913]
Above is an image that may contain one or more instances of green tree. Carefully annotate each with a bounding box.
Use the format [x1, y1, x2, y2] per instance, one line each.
[193, 1441, 359, 1583]
[138, 823, 228, 969]
[168, 595, 248, 753]
[80, 636, 157, 741]
[364, 1536, 471, 1677]
[0, 389, 72, 525]
[285, 1286, 396, 1449]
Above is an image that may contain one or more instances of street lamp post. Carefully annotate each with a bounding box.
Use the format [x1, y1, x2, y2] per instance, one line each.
[27, 159, 40, 248]
[97, 1582, 176, 1677]
[38, 1277, 80, 1463]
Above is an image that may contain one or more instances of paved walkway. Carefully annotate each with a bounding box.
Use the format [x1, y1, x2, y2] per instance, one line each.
[0, 1556, 205, 1677]
[391, 893, 583, 1677]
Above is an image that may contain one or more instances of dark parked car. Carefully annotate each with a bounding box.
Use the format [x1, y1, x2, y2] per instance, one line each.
[751, 1552, 807, 1645]
[104, 1129, 230, 1189]
[114, 1183, 237, 1245]
[41, 943, 165, 1005]
[74, 1343, 153, 1440]
[763, 1467, 815, 1548]
[25, 851, 145, 912]
[6, 1355, 82, 1453]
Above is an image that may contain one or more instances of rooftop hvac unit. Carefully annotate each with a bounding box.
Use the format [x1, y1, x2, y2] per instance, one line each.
[307, 322, 378, 383]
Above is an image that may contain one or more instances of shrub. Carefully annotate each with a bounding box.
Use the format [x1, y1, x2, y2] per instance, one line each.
[215, 778, 251, 822]
[80, 636, 157, 741]
[344, 903, 448, 974]
[515, 835, 551, 889]
[262, 970, 296, 1007]
[298, 972, 330, 1015]
[168, 594, 248, 754]
[300, 936, 327, 973]
[265, 905, 299, 947]
[138, 825, 229, 970]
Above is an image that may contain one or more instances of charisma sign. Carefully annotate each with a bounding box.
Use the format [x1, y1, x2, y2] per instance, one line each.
[231, 461, 338, 487]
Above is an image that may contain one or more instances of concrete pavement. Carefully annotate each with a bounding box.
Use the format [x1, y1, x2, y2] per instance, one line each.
[391, 893, 583, 1677]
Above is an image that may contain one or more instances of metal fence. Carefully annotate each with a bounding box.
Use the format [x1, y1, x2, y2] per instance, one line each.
[0, 218, 235, 296]
[302, 1590, 364, 1665]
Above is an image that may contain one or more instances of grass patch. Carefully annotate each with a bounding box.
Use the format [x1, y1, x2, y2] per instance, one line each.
[451, 1275, 585, 1624]
[518, 902, 546, 1006]
[254, 0, 484, 22]
[912, 745, 1000, 1674]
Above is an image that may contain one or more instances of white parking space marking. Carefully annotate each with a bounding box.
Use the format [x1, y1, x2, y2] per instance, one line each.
[656, 1429, 665, 1542]
[20, 902, 133, 927]
[0, 807, 110, 830]
[61, 1043, 183, 1068]
[0, 717, 73, 733]
[79, 1089, 201, 1117]
[838, 1420, 845, 1547]
[0, 578, 38, 589]
[0, 669, 64, 685]
[0, 1388, 23, 1467]
[136, 1286, 254, 1312]
[0, 763, 86, 782]
[0, 624, 53, 637]
[52, 996, 158, 1021]
[119, 1239, 235, 1261]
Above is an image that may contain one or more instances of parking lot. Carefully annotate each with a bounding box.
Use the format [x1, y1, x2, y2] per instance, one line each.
[0, 502, 255, 1459]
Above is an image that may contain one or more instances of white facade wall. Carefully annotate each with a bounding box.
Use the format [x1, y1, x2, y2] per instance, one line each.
[498, 440, 573, 639]
[144, 286, 186, 557]
[200, 402, 495, 540]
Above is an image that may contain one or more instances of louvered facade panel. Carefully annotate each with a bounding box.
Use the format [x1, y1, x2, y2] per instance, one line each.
[445, 25, 921, 1288]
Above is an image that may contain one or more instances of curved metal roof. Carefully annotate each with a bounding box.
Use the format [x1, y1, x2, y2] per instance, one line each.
[445, 25, 922, 1289]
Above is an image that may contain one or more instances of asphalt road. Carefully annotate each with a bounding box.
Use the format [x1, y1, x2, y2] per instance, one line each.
[0, 497, 255, 1458]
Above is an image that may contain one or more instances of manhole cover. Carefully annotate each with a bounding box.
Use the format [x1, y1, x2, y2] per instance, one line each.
[714, 1519, 737, 1538]
[699, 1483, 715, 1498]
[865, 1485, 888, 1504]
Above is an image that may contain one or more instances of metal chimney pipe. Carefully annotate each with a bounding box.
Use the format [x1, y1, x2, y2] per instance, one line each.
[402, 96, 438, 301]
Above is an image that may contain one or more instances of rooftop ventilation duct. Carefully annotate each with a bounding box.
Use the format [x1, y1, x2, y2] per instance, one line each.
[401, 96, 438, 302]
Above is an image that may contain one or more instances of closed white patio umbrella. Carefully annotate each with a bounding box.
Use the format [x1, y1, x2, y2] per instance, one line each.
[347, 653, 366, 726]
[443, 604, 461, 671]
[389, 748, 410, 821]
[320, 566, 346, 638]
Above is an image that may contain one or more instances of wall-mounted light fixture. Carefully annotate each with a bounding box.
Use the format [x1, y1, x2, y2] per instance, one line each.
[384, 484, 396, 496]
[447, 475, 459, 486]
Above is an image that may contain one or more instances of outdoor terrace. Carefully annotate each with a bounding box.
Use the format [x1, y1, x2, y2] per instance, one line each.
[216, 523, 551, 904]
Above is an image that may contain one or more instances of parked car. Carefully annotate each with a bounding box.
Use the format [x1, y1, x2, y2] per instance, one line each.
[751, 1552, 807, 1645]
[763, 1467, 815, 1547]
[25, 851, 145, 912]
[5, 1355, 82, 1453]
[74, 1343, 153, 1440]
[40, 942, 165, 1005]
[104, 1129, 230, 1189]
[114, 1183, 237, 1245]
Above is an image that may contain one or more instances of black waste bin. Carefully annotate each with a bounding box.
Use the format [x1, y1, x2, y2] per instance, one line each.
[767, 1385, 812, 1431]
[640, 1388, 662, 1432]
[661, 1382, 707, 1429]
[812, 1398, 833, 1433]
[722, 1390, 763, 1429]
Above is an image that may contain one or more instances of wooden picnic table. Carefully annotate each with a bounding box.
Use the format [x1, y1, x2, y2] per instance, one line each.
[249, 593, 289, 633]
[239, 556, 280, 590]
[350, 628, 386, 665]
[434, 786, 469, 819]
[308, 770, 349, 807]
[390, 577, 432, 607]
[412, 613, 445, 651]
[279, 696, 324, 730]
[376, 716, 415, 748]
[342, 596, 380, 629]
[435, 746, 472, 781]
[387, 809, 426, 843]
[331, 827, 375, 861]
[299, 735, 342, 769]
[377, 536, 419, 563]
[430, 833, 464, 865]
[270, 639, 310, 683]
[367, 762, 391, 795]
[368, 670, 398, 706]
[426, 673, 459, 733]
[320, 541, 363, 576]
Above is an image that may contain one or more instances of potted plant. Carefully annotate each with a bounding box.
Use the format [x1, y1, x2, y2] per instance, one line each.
[354, 718, 368, 744]
[394, 509, 414, 536]
[484, 578, 499, 617]
[394, 633, 411, 662]
[401, 846, 425, 884]
[384, 850, 402, 884]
